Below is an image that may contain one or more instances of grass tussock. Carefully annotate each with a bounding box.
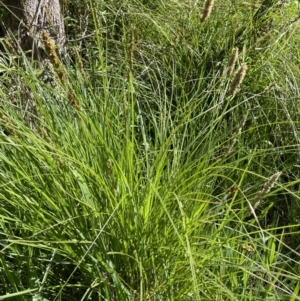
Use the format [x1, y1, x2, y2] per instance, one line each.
[0, 0, 300, 300]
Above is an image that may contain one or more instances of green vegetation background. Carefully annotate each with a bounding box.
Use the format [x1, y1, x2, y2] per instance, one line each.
[0, 0, 300, 300]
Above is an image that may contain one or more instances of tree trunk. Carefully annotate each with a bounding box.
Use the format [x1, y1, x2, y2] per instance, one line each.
[0, 0, 65, 59]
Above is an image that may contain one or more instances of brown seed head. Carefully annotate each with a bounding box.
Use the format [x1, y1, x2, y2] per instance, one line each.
[200, 0, 215, 22]
[253, 171, 282, 209]
[228, 63, 248, 95]
[68, 91, 81, 111]
[42, 30, 67, 84]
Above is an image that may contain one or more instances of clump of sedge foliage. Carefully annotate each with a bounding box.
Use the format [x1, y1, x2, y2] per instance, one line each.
[0, 0, 300, 300]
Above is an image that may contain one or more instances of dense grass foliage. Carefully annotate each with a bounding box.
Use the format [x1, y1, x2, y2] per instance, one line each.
[1, 0, 300, 300]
